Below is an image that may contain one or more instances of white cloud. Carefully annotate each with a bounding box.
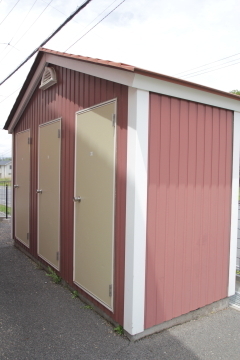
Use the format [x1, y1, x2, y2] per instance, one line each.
[0, 0, 240, 154]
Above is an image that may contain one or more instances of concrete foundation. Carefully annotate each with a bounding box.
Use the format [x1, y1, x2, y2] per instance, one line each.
[125, 298, 229, 341]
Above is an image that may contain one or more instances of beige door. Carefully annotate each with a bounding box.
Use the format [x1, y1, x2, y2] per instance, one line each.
[15, 130, 30, 247]
[74, 101, 116, 311]
[37, 119, 61, 270]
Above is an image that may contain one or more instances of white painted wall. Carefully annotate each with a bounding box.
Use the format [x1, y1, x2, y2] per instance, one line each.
[124, 88, 149, 335]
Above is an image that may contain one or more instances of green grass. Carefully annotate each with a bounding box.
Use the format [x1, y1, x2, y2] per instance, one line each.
[114, 325, 124, 335]
[0, 179, 11, 186]
[0, 204, 11, 215]
[46, 266, 61, 284]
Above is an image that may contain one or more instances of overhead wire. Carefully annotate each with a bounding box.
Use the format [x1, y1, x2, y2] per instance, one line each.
[0, 0, 54, 64]
[174, 51, 240, 77]
[0, 149, 12, 156]
[0, 0, 93, 86]
[74, 0, 120, 33]
[181, 60, 240, 79]
[65, 0, 126, 52]
[180, 56, 240, 78]
[0, 43, 19, 51]
[0, 0, 21, 27]
[0, 0, 38, 55]
[40, 0, 81, 24]
[0, 87, 21, 104]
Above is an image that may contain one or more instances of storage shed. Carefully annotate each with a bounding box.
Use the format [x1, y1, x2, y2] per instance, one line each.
[4, 48, 240, 339]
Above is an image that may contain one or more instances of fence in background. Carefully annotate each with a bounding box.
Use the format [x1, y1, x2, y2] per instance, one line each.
[0, 180, 11, 218]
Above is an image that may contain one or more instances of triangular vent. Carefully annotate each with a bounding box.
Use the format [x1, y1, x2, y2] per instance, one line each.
[39, 66, 57, 90]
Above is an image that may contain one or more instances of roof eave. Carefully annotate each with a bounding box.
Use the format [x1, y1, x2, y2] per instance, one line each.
[134, 68, 240, 102]
[4, 48, 240, 131]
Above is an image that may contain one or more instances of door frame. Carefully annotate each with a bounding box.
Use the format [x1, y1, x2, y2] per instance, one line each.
[73, 99, 117, 311]
[14, 129, 31, 247]
[37, 118, 61, 270]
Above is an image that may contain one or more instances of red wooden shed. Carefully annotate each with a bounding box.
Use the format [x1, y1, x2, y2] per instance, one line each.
[4, 48, 240, 339]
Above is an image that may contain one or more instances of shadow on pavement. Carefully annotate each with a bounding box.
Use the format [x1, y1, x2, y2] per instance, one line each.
[1, 219, 239, 360]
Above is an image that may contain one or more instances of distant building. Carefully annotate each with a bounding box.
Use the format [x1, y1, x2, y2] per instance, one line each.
[0, 160, 12, 179]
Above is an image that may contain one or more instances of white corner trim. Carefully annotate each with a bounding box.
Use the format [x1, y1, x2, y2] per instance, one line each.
[11, 134, 14, 239]
[228, 111, 240, 296]
[124, 88, 149, 335]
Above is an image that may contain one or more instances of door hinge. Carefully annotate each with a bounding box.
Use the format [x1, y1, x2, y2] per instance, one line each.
[28, 137, 31, 144]
[109, 284, 112, 297]
[56, 251, 59, 261]
[112, 114, 116, 127]
[27, 232, 29, 240]
[58, 129, 61, 138]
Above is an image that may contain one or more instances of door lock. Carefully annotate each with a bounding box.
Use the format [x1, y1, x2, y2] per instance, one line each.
[14, 184, 19, 188]
[36, 189, 42, 194]
[73, 196, 81, 202]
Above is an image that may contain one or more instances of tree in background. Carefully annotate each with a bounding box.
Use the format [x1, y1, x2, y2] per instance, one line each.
[230, 90, 240, 95]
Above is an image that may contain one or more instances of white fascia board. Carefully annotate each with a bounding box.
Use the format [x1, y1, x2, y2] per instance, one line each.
[132, 74, 240, 112]
[46, 53, 240, 112]
[9, 51, 240, 133]
[8, 54, 47, 133]
[45, 53, 135, 87]
[124, 88, 149, 335]
[228, 111, 240, 296]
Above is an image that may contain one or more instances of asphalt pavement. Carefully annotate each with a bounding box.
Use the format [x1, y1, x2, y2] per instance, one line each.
[1, 219, 240, 360]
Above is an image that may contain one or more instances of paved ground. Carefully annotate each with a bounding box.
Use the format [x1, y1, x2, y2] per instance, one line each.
[1, 219, 240, 360]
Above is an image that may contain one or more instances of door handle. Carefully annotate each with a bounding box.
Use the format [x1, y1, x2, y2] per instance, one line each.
[14, 184, 19, 188]
[73, 196, 81, 202]
[36, 189, 42, 194]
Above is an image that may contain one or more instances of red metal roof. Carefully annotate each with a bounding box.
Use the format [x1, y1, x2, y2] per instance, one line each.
[39, 47, 135, 72]
[4, 47, 240, 130]
[39, 48, 240, 101]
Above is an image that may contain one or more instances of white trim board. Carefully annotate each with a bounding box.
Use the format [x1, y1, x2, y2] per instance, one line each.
[228, 111, 240, 296]
[8, 52, 240, 133]
[45, 53, 240, 112]
[124, 88, 149, 335]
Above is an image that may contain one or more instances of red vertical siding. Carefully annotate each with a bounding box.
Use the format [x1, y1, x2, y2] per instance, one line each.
[145, 93, 233, 329]
[13, 66, 128, 325]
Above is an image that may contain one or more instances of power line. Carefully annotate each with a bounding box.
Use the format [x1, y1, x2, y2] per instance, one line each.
[0, 0, 21, 26]
[0, 0, 53, 63]
[0, 87, 21, 104]
[0, 43, 19, 51]
[174, 51, 240, 76]
[77, 0, 120, 33]
[65, 0, 126, 52]
[182, 60, 240, 79]
[0, 0, 93, 86]
[180, 56, 240, 78]
[0, 0, 38, 56]
[40, 0, 81, 24]
[0, 149, 12, 156]
[11, 0, 54, 48]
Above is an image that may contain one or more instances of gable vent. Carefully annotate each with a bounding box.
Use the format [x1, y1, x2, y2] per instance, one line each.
[39, 66, 57, 90]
